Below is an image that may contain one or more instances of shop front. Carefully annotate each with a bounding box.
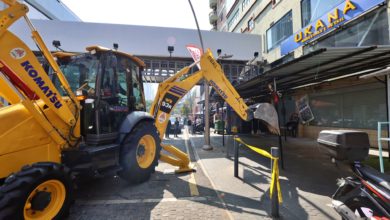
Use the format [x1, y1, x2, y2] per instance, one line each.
[236, 0, 390, 147]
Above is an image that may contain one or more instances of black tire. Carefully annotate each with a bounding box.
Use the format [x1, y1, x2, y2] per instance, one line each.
[118, 120, 161, 184]
[0, 162, 73, 220]
[343, 196, 386, 219]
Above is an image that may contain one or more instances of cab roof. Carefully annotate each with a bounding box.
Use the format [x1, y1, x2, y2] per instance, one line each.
[52, 51, 77, 59]
[86, 46, 145, 68]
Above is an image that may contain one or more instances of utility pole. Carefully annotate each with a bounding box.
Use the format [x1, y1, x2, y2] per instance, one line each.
[203, 82, 212, 150]
[387, 0, 390, 161]
[187, 0, 212, 150]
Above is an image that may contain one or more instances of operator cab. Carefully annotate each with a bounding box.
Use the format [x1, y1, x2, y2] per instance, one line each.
[52, 46, 146, 144]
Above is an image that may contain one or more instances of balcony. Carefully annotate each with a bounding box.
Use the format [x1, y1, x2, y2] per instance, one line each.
[209, 0, 217, 9]
[209, 11, 218, 25]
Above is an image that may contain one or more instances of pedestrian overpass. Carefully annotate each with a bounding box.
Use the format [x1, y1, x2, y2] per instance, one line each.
[10, 19, 261, 84]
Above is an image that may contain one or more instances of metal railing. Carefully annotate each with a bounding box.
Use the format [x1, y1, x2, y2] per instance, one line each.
[377, 122, 388, 173]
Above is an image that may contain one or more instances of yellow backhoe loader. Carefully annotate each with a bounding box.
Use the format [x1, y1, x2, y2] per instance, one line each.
[0, 1, 279, 219]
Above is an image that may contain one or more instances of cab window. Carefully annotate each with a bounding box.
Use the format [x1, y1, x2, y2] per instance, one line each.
[54, 55, 98, 96]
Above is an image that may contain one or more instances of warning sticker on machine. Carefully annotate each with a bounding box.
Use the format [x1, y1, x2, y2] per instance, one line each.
[158, 112, 167, 123]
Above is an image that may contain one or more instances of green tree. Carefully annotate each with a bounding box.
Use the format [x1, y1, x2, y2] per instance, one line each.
[181, 102, 190, 117]
[145, 100, 153, 112]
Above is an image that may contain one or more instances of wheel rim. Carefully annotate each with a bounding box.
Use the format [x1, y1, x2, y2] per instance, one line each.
[136, 134, 156, 168]
[24, 180, 66, 220]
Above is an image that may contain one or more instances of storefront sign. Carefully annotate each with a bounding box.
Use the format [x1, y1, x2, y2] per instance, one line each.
[280, 0, 385, 56]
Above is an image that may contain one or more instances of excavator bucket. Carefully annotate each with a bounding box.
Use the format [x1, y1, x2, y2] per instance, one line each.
[253, 103, 280, 135]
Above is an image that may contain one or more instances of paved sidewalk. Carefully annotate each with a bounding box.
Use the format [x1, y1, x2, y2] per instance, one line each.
[68, 136, 230, 220]
[188, 128, 353, 220]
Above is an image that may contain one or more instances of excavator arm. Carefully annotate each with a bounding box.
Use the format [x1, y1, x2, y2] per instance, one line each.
[151, 49, 252, 135]
[0, 1, 80, 146]
[150, 49, 276, 172]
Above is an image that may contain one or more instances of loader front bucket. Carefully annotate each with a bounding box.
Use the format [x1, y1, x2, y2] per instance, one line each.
[253, 103, 280, 135]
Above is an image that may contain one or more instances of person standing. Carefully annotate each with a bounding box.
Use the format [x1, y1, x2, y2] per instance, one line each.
[286, 113, 299, 137]
[166, 119, 172, 138]
[174, 117, 180, 137]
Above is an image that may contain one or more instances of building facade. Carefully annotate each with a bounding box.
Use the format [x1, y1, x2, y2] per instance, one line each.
[211, 0, 390, 147]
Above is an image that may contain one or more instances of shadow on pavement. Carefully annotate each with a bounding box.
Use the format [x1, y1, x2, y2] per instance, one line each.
[69, 169, 274, 219]
[190, 132, 352, 219]
[68, 137, 275, 220]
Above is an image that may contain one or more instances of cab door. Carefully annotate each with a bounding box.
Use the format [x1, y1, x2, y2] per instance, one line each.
[94, 52, 145, 142]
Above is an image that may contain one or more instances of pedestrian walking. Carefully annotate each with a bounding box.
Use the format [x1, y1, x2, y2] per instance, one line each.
[174, 117, 180, 137]
[166, 119, 172, 138]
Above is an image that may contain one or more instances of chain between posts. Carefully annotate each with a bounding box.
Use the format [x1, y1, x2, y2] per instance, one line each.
[233, 136, 282, 217]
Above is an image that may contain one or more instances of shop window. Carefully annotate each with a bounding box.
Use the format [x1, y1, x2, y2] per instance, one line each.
[227, 10, 239, 31]
[304, 7, 389, 53]
[308, 83, 386, 129]
[301, 0, 344, 27]
[266, 11, 292, 51]
[242, 0, 252, 11]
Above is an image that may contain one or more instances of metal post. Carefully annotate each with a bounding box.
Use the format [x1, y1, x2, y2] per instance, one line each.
[386, 0, 390, 163]
[274, 98, 285, 169]
[227, 105, 232, 134]
[222, 102, 225, 147]
[386, 75, 390, 162]
[378, 122, 385, 173]
[278, 136, 284, 170]
[273, 79, 284, 170]
[188, 0, 211, 151]
[282, 98, 287, 141]
[203, 82, 212, 150]
[271, 147, 280, 218]
[252, 118, 254, 135]
[234, 136, 239, 177]
[226, 135, 230, 158]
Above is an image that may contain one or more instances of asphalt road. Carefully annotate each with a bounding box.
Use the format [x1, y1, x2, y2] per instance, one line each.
[68, 132, 230, 220]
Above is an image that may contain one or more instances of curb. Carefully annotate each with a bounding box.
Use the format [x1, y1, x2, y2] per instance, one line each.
[186, 128, 235, 220]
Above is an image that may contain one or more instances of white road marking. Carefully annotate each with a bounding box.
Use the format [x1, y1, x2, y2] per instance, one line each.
[183, 127, 200, 196]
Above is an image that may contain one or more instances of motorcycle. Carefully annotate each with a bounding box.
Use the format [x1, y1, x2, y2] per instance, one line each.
[317, 130, 390, 220]
[192, 122, 204, 135]
[332, 161, 390, 220]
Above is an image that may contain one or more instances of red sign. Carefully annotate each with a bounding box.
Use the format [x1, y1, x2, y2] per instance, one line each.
[186, 44, 203, 69]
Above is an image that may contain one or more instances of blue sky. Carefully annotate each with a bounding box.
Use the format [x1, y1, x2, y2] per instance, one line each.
[61, 0, 213, 30]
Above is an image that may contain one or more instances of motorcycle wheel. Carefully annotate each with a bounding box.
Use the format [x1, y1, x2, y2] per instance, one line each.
[343, 196, 386, 219]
